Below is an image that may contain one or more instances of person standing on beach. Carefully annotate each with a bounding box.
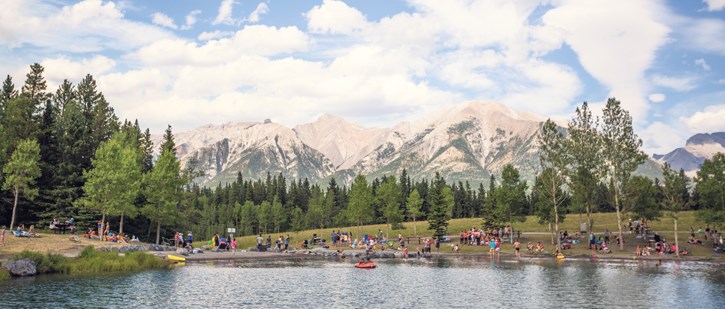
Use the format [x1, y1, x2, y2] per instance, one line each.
[514, 239, 521, 258]
[284, 235, 290, 251]
[257, 234, 263, 251]
[1, 225, 6, 246]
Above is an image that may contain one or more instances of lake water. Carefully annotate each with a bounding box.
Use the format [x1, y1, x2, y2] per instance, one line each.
[1, 257, 723, 308]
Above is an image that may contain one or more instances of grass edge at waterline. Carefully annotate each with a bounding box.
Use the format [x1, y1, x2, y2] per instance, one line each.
[6, 246, 171, 277]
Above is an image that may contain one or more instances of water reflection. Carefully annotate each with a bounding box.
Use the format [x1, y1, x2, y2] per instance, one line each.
[1, 257, 723, 308]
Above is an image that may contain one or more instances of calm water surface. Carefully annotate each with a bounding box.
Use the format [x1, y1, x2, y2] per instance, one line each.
[1, 257, 723, 308]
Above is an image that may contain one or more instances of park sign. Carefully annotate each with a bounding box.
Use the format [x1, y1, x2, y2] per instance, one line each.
[227, 228, 236, 233]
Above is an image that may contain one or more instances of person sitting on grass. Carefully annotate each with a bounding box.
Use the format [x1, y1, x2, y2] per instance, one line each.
[599, 241, 611, 253]
[527, 242, 534, 254]
[453, 244, 460, 253]
[536, 242, 544, 255]
[688, 236, 702, 245]
[89, 230, 99, 240]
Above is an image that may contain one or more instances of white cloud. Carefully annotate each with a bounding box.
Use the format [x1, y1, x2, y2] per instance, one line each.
[306, 0, 368, 35]
[181, 10, 201, 30]
[695, 58, 711, 71]
[213, 0, 235, 25]
[542, 0, 670, 120]
[151, 12, 177, 30]
[36, 55, 116, 90]
[247, 3, 269, 23]
[133, 25, 309, 66]
[641, 121, 687, 155]
[702, 0, 725, 11]
[680, 18, 725, 55]
[652, 75, 697, 92]
[681, 104, 725, 133]
[198, 30, 232, 41]
[648, 93, 666, 103]
[0, 0, 173, 52]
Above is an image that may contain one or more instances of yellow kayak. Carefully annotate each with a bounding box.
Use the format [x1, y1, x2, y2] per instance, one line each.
[556, 253, 565, 259]
[167, 254, 186, 262]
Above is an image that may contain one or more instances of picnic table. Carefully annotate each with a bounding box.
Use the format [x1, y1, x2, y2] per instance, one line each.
[52, 223, 68, 234]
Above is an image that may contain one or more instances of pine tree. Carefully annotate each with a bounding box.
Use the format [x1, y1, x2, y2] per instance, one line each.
[21, 63, 50, 112]
[427, 173, 452, 238]
[0, 75, 18, 116]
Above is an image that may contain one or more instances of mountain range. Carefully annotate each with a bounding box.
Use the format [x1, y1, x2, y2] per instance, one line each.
[155, 101, 668, 187]
[654, 132, 725, 176]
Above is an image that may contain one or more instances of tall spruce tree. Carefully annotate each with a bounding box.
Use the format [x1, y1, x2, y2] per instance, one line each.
[428, 173, 452, 238]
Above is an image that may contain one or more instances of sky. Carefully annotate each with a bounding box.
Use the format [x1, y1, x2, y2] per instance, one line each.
[0, 0, 723, 155]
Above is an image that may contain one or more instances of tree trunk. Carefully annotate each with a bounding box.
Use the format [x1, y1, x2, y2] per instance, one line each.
[614, 190, 624, 250]
[9, 186, 19, 230]
[155, 220, 161, 245]
[413, 216, 417, 236]
[554, 181, 560, 250]
[674, 218, 679, 258]
[549, 223, 554, 245]
[99, 212, 106, 242]
[119, 212, 125, 235]
[586, 204, 592, 232]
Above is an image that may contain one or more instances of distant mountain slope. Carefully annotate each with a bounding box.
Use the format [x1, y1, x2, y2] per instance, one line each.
[655, 132, 725, 175]
[158, 100, 666, 187]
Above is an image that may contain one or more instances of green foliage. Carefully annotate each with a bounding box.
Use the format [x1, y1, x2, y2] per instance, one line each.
[3, 138, 41, 229]
[427, 173, 453, 238]
[600, 98, 647, 248]
[495, 164, 528, 225]
[695, 153, 725, 227]
[406, 189, 424, 235]
[0, 268, 10, 281]
[345, 174, 374, 236]
[625, 175, 660, 221]
[378, 176, 403, 233]
[143, 147, 184, 244]
[77, 131, 142, 232]
[11, 247, 167, 276]
[533, 168, 568, 225]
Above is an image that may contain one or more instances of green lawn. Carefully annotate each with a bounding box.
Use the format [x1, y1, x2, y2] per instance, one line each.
[201, 211, 718, 257]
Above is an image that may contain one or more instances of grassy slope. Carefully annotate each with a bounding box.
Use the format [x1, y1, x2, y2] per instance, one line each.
[220, 211, 720, 259]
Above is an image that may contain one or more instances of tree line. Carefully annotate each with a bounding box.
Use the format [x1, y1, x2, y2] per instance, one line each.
[1, 64, 723, 246]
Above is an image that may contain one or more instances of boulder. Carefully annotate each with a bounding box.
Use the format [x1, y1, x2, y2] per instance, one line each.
[5, 259, 37, 276]
[176, 248, 190, 256]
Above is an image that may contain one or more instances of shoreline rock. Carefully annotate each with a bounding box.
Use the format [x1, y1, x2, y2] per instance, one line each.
[5, 259, 37, 276]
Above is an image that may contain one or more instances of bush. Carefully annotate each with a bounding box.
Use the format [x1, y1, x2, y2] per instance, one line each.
[11, 246, 169, 276]
[0, 268, 10, 281]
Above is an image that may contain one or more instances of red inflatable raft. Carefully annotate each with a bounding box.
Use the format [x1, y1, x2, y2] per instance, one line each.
[355, 261, 377, 269]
